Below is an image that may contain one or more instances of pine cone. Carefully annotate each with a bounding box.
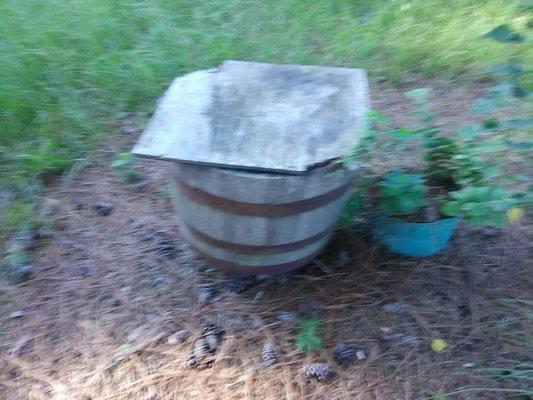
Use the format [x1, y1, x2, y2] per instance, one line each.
[198, 283, 216, 303]
[184, 324, 223, 369]
[167, 329, 189, 345]
[192, 338, 210, 360]
[304, 363, 334, 382]
[182, 355, 199, 369]
[153, 231, 176, 258]
[201, 323, 222, 352]
[226, 276, 254, 293]
[333, 344, 358, 364]
[94, 203, 112, 216]
[261, 341, 278, 366]
[276, 311, 297, 322]
[382, 302, 409, 314]
[204, 333, 219, 351]
[274, 272, 290, 285]
[202, 323, 221, 338]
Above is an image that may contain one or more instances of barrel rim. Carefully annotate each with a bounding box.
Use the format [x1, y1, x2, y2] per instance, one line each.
[176, 160, 350, 179]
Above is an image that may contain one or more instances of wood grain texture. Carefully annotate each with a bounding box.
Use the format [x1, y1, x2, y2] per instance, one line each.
[172, 163, 357, 274]
[174, 177, 352, 217]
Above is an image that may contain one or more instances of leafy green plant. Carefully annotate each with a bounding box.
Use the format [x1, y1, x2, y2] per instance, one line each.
[456, 122, 519, 186]
[2, 234, 34, 282]
[343, 84, 526, 227]
[339, 191, 363, 229]
[343, 110, 389, 167]
[441, 187, 514, 228]
[484, 25, 524, 44]
[424, 134, 488, 186]
[111, 153, 140, 183]
[424, 137, 459, 183]
[474, 24, 528, 116]
[295, 317, 324, 354]
[339, 21, 530, 233]
[377, 171, 427, 216]
[406, 87, 435, 128]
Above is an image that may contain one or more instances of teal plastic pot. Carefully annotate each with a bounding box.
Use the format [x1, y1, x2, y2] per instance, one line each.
[372, 215, 459, 257]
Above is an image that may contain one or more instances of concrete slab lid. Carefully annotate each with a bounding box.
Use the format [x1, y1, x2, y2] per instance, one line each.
[132, 60, 370, 173]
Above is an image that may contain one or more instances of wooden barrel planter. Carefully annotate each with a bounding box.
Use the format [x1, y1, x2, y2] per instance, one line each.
[133, 61, 370, 274]
[172, 163, 357, 274]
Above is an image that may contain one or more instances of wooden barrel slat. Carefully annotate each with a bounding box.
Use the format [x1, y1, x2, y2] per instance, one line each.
[173, 163, 357, 274]
[172, 186, 351, 246]
[174, 163, 355, 203]
[185, 222, 336, 255]
[181, 223, 332, 269]
[189, 245, 325, 275]
[175, 178, 351, 217]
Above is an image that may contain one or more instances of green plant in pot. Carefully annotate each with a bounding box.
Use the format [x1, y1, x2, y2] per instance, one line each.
[341, 22, 530, 252]
[355, 85, 524, 257]
[370, 120, 522, 256]
[372, 170, 460, 258]
[348, 89, 459, 257]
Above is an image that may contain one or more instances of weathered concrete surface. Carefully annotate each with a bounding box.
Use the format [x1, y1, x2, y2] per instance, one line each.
[133, 60, 369, 173]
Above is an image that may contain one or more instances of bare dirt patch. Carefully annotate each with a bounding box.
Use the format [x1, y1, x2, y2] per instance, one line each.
[1, 80, 531, 400]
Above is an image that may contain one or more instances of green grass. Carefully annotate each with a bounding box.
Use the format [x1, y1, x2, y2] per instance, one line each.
[0, 0, 530, 235]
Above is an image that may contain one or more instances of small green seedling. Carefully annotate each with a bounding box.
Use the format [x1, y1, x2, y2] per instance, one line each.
[295, 317, 324, 354]
[111, 153, 140, 183]
[2, 236, 34, 282]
